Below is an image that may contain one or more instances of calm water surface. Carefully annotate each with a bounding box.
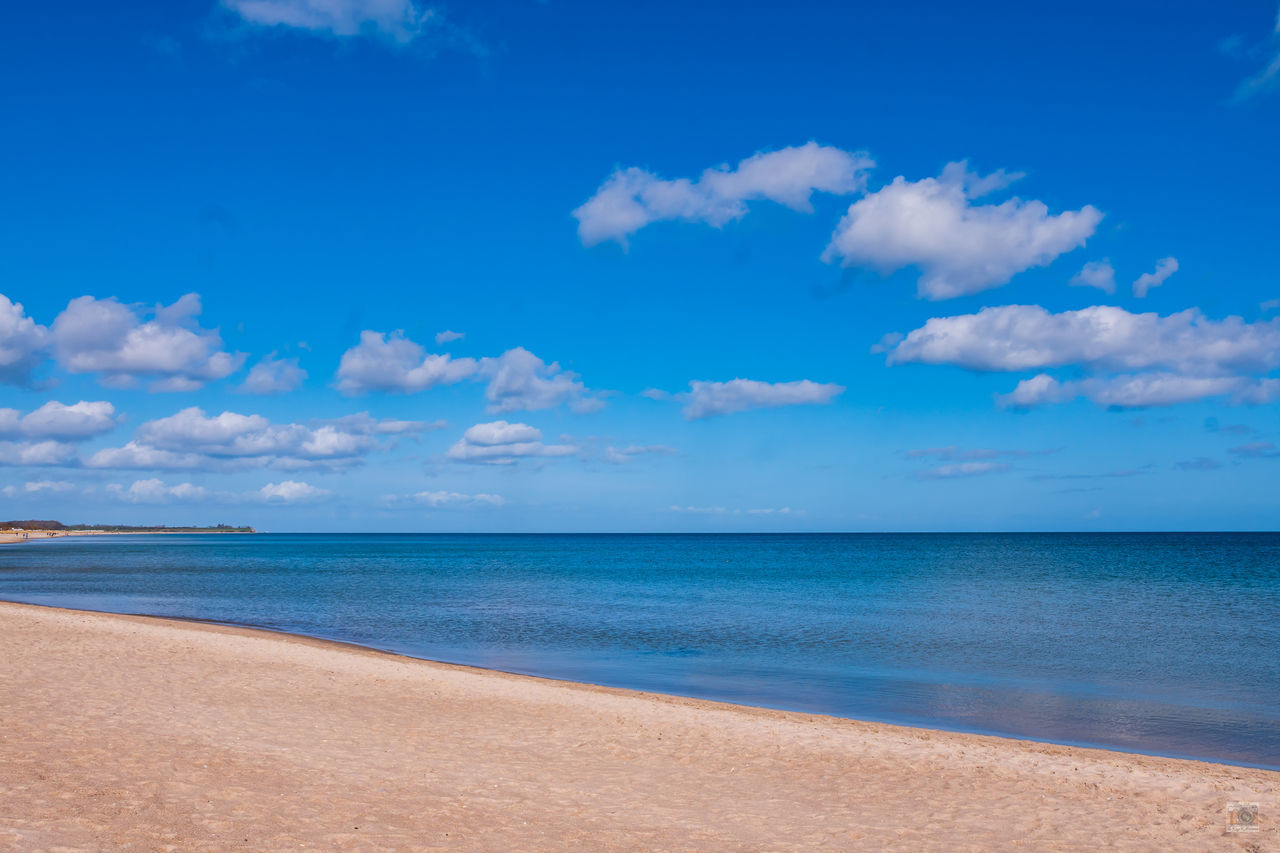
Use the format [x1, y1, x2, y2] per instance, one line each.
[1, 532, 1276, 768]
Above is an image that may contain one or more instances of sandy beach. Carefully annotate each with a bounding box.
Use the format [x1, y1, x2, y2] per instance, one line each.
[0, 602, 1273, 851]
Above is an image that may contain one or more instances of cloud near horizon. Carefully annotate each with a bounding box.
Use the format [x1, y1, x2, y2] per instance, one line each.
[573, 142, 874, 247]
[86, 408, 440, 472]
[823, 162, 1102, 300]
[107, 478, 331, 504]
[887, 304, 1280, 409]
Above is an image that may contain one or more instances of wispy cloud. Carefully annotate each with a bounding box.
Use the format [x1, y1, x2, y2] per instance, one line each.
[574, 142, 873, 248]
[677, 378, 844, 419]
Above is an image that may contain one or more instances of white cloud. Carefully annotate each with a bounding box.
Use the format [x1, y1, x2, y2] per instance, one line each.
[823, 162, 1102, 300]
[640, 388, 670, 400]
[385, 490, 505, 508]
[888, 305, 1280, 375]
[574, 142, 874, 247]
[997, 373, 1279, 409]
[240, 353, 306, 395]
[890, 304, 1280, 409]
[478, 347, 601, 413]
[1, 480, 76, 497]
[335, 330, 478, 394]
[336, 332, 603, 413]
[0, 401, 118, 441]
[435, 330, 464, 346]
[0, 294, 50, 387]
[1070, 259, 1116, 294]
[257, 480, 331, 502]
[679, 378, 844, 419]
[315, 412, 446, 435]
[51, 293, 245, 391]
[222, 0, 433, 42]
[1132, 257, 1179, 298]
[0, 441, 78, 467]
[107, 479, 208, 504]
[107, 477, 331, 504]
[445, 421, 578, 465]
[87, 407, 435, 471]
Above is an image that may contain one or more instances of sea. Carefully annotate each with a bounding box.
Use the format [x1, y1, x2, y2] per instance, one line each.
[1, 532, 1276, 769]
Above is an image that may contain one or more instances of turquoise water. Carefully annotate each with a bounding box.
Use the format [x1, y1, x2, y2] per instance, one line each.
[1, 532, 1277, 768]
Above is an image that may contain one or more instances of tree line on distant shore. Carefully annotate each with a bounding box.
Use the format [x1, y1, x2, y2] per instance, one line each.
[0, 520, 255, 533]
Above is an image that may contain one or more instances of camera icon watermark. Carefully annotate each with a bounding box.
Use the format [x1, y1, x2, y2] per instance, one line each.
[1226, 802, 1260, 833]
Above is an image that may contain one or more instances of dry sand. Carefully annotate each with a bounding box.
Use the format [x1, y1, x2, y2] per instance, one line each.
[0, 602, 1273, 851]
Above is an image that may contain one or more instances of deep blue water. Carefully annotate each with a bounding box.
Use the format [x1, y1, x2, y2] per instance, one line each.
[1, 532, 1277, 769]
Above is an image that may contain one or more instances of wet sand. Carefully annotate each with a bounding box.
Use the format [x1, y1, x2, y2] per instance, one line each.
[0, 601, 1273, 850]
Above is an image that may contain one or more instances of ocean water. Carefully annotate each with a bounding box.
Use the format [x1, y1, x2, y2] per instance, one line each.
[1, 532, 1277, 768]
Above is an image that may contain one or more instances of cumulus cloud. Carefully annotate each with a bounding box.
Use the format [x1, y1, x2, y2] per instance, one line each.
[106, 477, 331, 504]
[1, 480, 77, 497]
[51, 293, 244, 391]
[445, 421, 578, 465]
[257, 480, 331, 501]
[335, 330, 478, 394]
[0, 401, 118, 441]
[678, 378, 844, 419]
[478, 347, 601, 413]
[1070, 259, 1116, 294]
[0, 294, 50, 386]
[889, 304, 1280, 409]
[1132, 257, 1179, 298]
[86, 408, 435, 471]
[240, 353, 306, 395]
[889, 305, 1280, 375]
[574, 142, 874, 247]
[336, 332, 603, 413]
[0, 441, 78, 467]
[435, 330, 464, 346]
[107, 479, 209, 504]
[221, 0, 434, 42]
[823, 162, 1102, 300]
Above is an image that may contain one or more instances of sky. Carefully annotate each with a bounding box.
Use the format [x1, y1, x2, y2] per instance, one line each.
[1, 0, 1279, 531]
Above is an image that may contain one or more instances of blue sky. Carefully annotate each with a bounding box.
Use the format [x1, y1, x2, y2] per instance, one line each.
[1, 0, 1279, 531]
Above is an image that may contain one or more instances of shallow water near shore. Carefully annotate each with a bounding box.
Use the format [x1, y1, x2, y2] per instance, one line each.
[2, 532, 1277, 769]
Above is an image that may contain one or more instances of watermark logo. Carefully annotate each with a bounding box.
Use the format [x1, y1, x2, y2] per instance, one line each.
[1226, 802, 1260, 832]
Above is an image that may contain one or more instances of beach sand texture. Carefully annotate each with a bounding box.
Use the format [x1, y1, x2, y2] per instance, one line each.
[0, 602, 1274, 851]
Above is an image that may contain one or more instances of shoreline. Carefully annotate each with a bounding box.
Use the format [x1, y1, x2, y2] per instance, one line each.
[4, 596, 1276, 774]
[0, 529, 255, 545]
[0, 601, 1274, 849]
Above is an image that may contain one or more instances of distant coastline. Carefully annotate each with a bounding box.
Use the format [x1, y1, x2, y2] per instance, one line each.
[0, 520, 255, 545]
